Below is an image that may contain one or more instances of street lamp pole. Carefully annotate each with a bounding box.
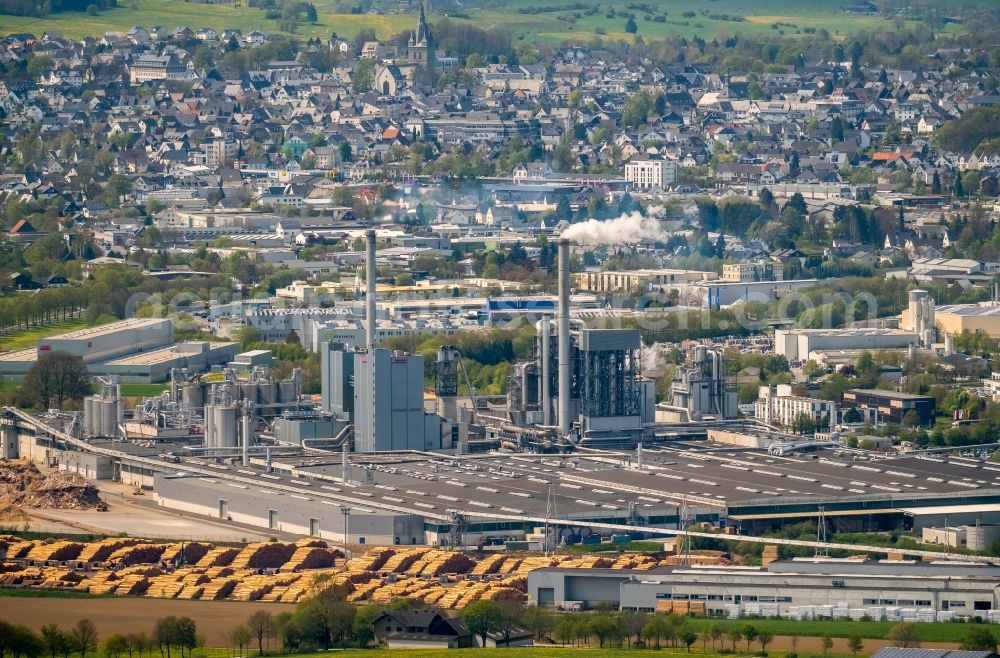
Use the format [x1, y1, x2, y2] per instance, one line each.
[339, 505, 351, 558]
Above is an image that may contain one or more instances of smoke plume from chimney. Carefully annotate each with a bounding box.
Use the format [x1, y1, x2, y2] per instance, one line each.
[559, 211, 666, 245]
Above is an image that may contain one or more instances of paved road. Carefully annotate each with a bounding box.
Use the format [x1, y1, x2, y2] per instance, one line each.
[24, 477, 277, 542]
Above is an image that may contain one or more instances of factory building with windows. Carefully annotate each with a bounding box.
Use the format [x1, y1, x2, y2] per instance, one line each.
[527, 559, 1000, 617]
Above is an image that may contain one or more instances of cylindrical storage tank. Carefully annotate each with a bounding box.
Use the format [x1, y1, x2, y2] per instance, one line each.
[203, 405, 216, 448]
[236, 382, 254, 408]
[216, 405, 238, 448]
[184, 383, 204, 410]
[102, 399, 117, 438]
[279, 380, 296, 403]
[82, 397, 94, 435]
[259, 381, 277, 406]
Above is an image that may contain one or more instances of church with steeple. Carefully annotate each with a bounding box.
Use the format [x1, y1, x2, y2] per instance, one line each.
[373, 1, 441, 95]
[406, 1, 436, 80]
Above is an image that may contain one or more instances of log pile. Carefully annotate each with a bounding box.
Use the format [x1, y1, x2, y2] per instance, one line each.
[26, 540, 84, 562]
[108, 543, 167, 566]
[78, 538, 141, 563]
[159, 542, 211, 566]
[284, 546, 337, 571]
[348, 547, 394, 572]
[0, 532, 705, 608]
[194, 547, 240, 569]
[380, 548, 429, 573]
[471, 554, 506, 575]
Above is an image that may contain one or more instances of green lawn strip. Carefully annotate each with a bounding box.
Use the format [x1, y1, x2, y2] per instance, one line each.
[684, 618, 980, 643]
[120, 383, 171, 397]
[0, 318, 88, 352]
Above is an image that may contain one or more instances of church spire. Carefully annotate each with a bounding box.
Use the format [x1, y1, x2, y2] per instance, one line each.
[413, 0, 431, 46]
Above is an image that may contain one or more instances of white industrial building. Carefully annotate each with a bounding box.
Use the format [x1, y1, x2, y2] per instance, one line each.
[528, 559, 1000, 618]
[0, 318, 206, 379]
[773, 328, 917, 363]
[39, 318, 173, 362]
[683, 279, 818, 309]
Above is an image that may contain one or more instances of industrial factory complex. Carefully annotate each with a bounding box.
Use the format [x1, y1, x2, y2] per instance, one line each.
[4, 232, 1000, 622]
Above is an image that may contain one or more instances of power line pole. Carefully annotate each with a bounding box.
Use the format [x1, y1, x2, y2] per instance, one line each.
[544, 481, 556, 556]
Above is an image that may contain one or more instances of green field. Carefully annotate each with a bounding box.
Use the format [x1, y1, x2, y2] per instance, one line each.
[0, 0, 414, 40]
[683, 618, 980, 643]
[120, 382, 170, 397]
[0, 0, 968, 44]
[0, 318, 87, 352]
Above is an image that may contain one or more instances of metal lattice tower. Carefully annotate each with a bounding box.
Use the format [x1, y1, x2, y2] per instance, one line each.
[544, 482, 556, 555]
[815, 505, 829, 556]
[448, 510, 466, 550]
[435, 347, 459, 397]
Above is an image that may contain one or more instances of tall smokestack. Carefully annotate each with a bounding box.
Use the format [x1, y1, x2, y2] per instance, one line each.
[558, 239, 571, 434]
[365, 229, 377, 351]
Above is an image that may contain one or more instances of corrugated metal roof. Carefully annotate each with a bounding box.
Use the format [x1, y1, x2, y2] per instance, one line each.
[873, 649, 995, 658]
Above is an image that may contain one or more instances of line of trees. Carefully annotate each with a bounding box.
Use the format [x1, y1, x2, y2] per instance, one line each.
[225, 580, 365, 654]
[0, 616, 201, 658]
[5, 607, 999, 656]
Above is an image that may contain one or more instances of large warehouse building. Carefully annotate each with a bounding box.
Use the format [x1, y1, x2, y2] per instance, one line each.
[39, 318, 173, 362]
[774, 328, 917, 363]
[0, 319, 237, 381]
[154, 473, 425, 545]
[527, 558, 1000, 618]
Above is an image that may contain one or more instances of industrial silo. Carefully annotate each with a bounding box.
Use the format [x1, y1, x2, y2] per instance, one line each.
[203, 406, 216, 448]
[278, 378, 297, 404]
[183, 382, 204, 410]
[101, 398, 118, 438]
[83, 397, 95, 435]
[215, 404, 238, 448]
[258, 380, 277, 407]
[239, 381, 257, 406]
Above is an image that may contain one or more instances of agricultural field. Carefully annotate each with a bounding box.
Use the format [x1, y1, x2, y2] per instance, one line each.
[0, 0, 976, 44]
[0, 594, 289, 645]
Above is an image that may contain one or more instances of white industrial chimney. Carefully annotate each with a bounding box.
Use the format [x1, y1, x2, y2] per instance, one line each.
[558, 239, 571, 435]
[365, 229, 377, 351]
